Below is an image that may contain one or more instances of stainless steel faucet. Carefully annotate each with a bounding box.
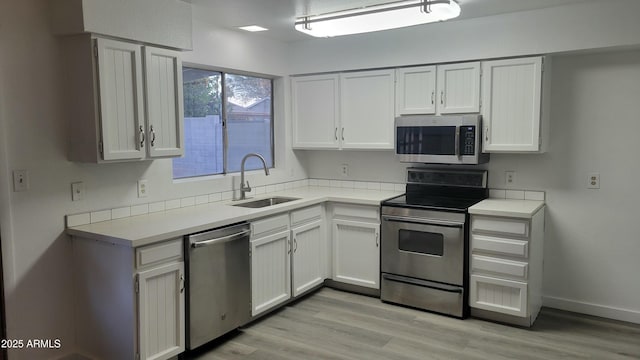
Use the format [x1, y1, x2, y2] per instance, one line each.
[239, 153, 270, 200]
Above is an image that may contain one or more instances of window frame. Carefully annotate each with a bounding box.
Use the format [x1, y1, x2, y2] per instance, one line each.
[175, 63, 275, 179]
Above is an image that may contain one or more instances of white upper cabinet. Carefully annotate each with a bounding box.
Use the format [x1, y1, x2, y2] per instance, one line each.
[340, 69, 395, 149]
[395, 65, 437, 115]
[144, 46, 184, 158]
[65, 35, 184, 162]
[436, 62, 481, 114]
[292, 74, 340, 149]
[482, 57, 546, 152]
[96, 38, 146, 161]
[292, 69, 395, 150]
[395, 62, 480, 116]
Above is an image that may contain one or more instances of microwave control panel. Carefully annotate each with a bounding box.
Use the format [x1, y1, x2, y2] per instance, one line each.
[461, 126, 476, 155]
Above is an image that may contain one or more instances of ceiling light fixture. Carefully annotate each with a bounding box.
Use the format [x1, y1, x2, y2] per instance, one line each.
[295, 0, 461, 38]
[238, 25, 269, 32]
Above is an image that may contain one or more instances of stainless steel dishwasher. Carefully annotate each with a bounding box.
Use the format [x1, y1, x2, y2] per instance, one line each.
[185, 222, 251, 350]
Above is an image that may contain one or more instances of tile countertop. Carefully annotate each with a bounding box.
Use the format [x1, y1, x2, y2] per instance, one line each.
[66, 186, 403, 248]
[468, 199, 545, 219]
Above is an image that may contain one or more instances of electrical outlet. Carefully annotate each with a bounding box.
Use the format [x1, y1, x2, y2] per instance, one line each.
[505, 171, 515, 185]
[137, 179, 148, 198]
[588, 173, 600, 189]
[71, 182, 85, 201]
[340, 164, 349, 177]
[13, 169, 29, 192]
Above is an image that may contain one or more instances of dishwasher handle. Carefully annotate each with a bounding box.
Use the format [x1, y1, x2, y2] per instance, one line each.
[191, 229, 251, 248]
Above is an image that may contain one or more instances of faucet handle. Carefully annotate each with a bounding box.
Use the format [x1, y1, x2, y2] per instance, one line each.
[245, 181, 251, 192]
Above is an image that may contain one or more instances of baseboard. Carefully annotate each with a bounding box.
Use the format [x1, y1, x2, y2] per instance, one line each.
[543, 295, 640, 324]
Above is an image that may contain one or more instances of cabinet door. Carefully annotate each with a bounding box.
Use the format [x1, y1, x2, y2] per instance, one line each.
[137, 262, 185, 360]
[291, 74, 340, 149]
[332, 219, 380, 289]
[436, 62, 480, 114]
[95, 38, 146, 161]
[482, 57, 543, 152]
[395, 66, 437, 115]
[251, 231, 291, 316]
[340, 69, 395, 149]
[291, 220, 325, 297]
[144, 46, 184, 158]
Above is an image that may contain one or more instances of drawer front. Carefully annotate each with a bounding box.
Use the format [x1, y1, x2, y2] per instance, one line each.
[472, 234, 528, 258]
[470, 274, 528, 317]
[290, 205, 323, 228]
[251, 214, 290, 239]
[136, 238, 183, 268]
[472, 216, 529, 238]
[472, 255, 528, 279]
[332, 203, 379, 223]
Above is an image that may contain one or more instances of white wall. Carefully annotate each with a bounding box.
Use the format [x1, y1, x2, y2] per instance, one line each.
[289, 0, 640, 74]
[295, 4, 640, 322]
[0, 1, 299, 359]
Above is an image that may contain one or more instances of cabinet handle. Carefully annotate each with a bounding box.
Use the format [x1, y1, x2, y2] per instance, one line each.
[375, 232, 379, 247]
[139, 125, 145, 148]
[179, 274, 185, 293]
[150, 125, 156, 147]
[288, 239, 291, 254]
[341, 127, 345, 141]
[293, 238, 298, 253]
[440, 90, 444, 105]
[431, 91, 435, 105]
[335, 127, 338, 141]
[485, 126, 489, 142]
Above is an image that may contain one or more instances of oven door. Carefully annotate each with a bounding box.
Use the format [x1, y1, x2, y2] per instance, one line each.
[381, 210, 465, 286]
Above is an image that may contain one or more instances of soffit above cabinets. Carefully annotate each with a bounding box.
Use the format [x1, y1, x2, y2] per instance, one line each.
[187, 0, 597, 42]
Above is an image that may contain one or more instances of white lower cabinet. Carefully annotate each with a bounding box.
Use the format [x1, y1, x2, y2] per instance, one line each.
[331, 204, 380, 290]
[73, 237, 185, 360]
[469, 208, 545, 326]
[291, 219, 325, 296]
[137, 261, 185, 360]
[251, 229, 292, 316]
[250, 205, 326, 316]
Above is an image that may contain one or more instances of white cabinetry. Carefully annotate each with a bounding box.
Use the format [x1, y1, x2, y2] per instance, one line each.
[291, 74, 340, 149]
[395, 62, 480, 116]
[469, 208, 545, 326]
[65, 35, 184, 162]
[250, 214, 291, 316]
[331, 204, 380, 290]
[482, 56, 548, 152]
[339, 69, 395, 149]
[250, 205, 326, 316]
[292, 69, 395, 150]
[73, 237, 185, 360]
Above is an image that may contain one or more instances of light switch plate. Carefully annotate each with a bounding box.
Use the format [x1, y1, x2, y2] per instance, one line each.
[13, 170, 29, 192]
[71, 182, 85, 201]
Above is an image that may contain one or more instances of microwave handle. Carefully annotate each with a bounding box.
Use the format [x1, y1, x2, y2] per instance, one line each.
[455, 126, 461, 158]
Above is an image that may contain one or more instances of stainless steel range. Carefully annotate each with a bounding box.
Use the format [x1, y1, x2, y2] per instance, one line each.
[380, 168, 488, 318]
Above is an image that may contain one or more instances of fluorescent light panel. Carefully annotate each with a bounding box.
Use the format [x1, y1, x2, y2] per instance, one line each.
[295, 0, 461, 38]
[238, 25, 269, 32]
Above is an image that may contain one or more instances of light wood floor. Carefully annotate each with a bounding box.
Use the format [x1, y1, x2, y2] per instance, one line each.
[186, 288, 640, 360]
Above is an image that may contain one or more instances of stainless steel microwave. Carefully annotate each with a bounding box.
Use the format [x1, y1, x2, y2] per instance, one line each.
[395, 115, 489, 165]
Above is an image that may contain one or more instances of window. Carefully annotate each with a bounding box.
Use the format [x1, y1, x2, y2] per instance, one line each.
[173, 67, 274, 179]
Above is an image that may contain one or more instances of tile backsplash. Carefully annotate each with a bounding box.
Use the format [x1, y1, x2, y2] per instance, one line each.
[65, 178, 405, 228]
[65, 179, 545, 228]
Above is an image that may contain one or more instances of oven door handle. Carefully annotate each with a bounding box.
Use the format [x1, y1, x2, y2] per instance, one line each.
[382, 273, 463, 293]
[382, 215, 464, 228]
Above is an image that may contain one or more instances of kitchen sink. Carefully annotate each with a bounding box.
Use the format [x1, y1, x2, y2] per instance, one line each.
[232, 196, 300, 208]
